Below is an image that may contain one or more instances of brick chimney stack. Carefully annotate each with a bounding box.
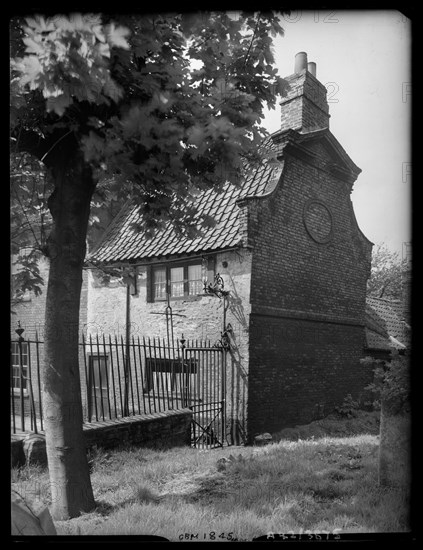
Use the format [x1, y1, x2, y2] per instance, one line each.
[280, 52, 330, 132]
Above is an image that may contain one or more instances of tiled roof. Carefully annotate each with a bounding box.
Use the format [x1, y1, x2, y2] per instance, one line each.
[88, 126, 361, 265]
[365, 297, 409, 351]
[365, 329, 392, 352]
[88, 136, 283, 264]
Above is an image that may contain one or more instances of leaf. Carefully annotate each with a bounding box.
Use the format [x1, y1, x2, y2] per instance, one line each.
[81, 131, 106, 162]
[46, 93, 72, 117]
[105, 23, 130, 50]
[18, 56, 43, 88]
[102, 77, 123, 103]
[97, 42, 111, 59]
[22, 36, 44, 55]
[24, 15, 55, 34]
[187, 125, 205, 147]
[92, 24, 105, 43]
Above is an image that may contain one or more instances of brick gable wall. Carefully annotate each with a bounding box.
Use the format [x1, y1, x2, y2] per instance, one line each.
[245, 145, 372, 439]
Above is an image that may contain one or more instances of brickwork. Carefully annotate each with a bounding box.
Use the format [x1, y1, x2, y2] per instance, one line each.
[83, 408, 192, 450]
[11, 409, 193, 467]
[280, 70, 330, 132]
[245, 136, 372, 439]
[248, 316, 370, 438]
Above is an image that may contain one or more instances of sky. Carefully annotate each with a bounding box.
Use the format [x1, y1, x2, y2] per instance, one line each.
[260, 9, 411, 257]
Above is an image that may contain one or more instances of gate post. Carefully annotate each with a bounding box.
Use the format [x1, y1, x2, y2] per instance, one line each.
[221, 346, 227, 446]
[180, 335, 187, 408]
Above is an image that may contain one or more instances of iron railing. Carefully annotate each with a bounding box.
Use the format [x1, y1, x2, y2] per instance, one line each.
[10, 332, 226, 447]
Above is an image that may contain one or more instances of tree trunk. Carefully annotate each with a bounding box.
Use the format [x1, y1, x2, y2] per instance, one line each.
[378, 355, 411, 495]
[378, 398, 411, 492]
[42, 144, 96, 520]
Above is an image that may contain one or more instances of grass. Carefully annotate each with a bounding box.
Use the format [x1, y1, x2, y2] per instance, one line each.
[11, 411, 410, 540]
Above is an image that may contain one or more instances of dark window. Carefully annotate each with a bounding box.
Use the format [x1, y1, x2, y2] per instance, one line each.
[11, 342, 28, 392]
[88, 355, 110, 420]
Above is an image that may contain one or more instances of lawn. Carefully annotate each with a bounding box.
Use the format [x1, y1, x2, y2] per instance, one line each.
[11, 411, 410, 541]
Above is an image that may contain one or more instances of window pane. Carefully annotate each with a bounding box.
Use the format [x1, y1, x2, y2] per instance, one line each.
[21, 343, 28, 366]
[154, 268, 167, 299]
[188, 264, 201, 280]
[170, 267, 184, 282]
[11, 343, 28, 390]
[189, 280, 203, 295]
[155, 283, 166, 299]
[154, 268, 166, 283]
[170, 267, 184, 297]
[188, 264, 203, 295]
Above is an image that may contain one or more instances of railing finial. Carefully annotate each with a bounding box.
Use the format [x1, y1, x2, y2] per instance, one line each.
[15, 321, 25, 342]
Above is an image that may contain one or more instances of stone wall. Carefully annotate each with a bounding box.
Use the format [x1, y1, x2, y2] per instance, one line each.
[11, 408, 193, 468]
[83, 408, 192, 450]
[87, 249, 252, 444]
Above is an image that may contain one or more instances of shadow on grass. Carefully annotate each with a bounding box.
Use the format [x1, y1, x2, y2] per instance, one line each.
[93, 484, 164, 517]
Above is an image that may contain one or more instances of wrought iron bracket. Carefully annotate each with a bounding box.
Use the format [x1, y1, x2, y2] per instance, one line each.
[214, 323, 233, 350]
[203, 273, 230, 299]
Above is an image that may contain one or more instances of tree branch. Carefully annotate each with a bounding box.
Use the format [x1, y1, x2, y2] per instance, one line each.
[40, 129, 74, 163]
[244, 13, 261, 68]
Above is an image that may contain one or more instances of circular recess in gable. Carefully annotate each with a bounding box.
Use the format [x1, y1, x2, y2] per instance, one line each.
[303, 199, 333, 244]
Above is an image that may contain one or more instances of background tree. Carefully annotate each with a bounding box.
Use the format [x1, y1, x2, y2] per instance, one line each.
[10, 152, 51, 309]
[10, 11, 286, 519]
[367, 243, 408, 300]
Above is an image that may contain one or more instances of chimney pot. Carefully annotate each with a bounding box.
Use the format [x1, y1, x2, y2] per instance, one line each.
[294, 52, 308, 73]
[307, 62, 316, 77]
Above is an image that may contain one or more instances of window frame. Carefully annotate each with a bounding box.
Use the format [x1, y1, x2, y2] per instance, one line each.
[11, 341, 29, 395]
[151, 259, 206, 303]
[87, 353, 111, 420]
[87, 354, 110, 393]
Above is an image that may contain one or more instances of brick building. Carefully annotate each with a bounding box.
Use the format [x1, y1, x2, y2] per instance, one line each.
[87, 52, 374, 443]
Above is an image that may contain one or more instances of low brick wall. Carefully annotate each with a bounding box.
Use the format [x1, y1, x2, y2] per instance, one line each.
[83, 408, 192, 450]
[11, 408, 193, 468]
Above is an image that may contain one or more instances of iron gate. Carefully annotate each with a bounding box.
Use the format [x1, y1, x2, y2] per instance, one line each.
[182, 343, 226, 449]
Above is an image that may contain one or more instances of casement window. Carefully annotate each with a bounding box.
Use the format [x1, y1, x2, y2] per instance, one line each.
[11, 342, 28, 393]
[148, 258, 214, 302]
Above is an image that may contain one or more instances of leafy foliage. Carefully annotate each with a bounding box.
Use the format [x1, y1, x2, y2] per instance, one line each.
[9, 12, 287, 517]
[11, 249, 44, 305]
[362, 355, 410, 415]
[11, 14, 130, 118]
[10, 12, 287, 237]
[10, 152, 52, 305]
[367, 243, 407, 300]
[334, 394, 361, 419]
